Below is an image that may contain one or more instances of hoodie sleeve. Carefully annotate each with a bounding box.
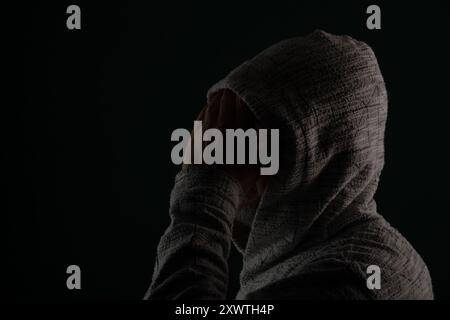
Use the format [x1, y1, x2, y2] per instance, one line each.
[144, 166, 241, 300]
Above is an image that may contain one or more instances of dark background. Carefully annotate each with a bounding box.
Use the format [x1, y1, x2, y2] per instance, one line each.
[9, 1, 449, 299]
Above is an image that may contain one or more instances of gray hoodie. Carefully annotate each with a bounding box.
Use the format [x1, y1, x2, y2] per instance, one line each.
[146, 30, 433, 300]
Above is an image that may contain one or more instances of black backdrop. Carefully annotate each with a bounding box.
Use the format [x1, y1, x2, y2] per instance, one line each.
[10, 1, 449, 299]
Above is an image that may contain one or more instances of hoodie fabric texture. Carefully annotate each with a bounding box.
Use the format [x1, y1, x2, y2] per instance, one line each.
[146, 30, 433, 300]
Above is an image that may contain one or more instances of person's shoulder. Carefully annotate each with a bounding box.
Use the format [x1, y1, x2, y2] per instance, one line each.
[333, 219, 434, 299]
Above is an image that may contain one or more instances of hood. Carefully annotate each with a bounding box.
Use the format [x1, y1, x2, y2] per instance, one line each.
[207, 30, 388, 279]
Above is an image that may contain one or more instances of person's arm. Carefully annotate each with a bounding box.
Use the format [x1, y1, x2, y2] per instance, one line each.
[144, 166, 241, 299]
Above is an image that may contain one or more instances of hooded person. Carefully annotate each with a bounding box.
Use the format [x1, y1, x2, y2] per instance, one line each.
[145, 30, 433, 300]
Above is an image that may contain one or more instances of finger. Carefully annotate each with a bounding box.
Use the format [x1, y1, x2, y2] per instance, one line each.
[235, 96, 255, 129]
[218, 89, 237, 129]
[209, 91, 221, 106]
[205, 93, 221, 129]
[196, 104, 207, 121]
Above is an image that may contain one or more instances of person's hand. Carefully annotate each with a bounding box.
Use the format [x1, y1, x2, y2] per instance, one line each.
[184, 89, 267, 207]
